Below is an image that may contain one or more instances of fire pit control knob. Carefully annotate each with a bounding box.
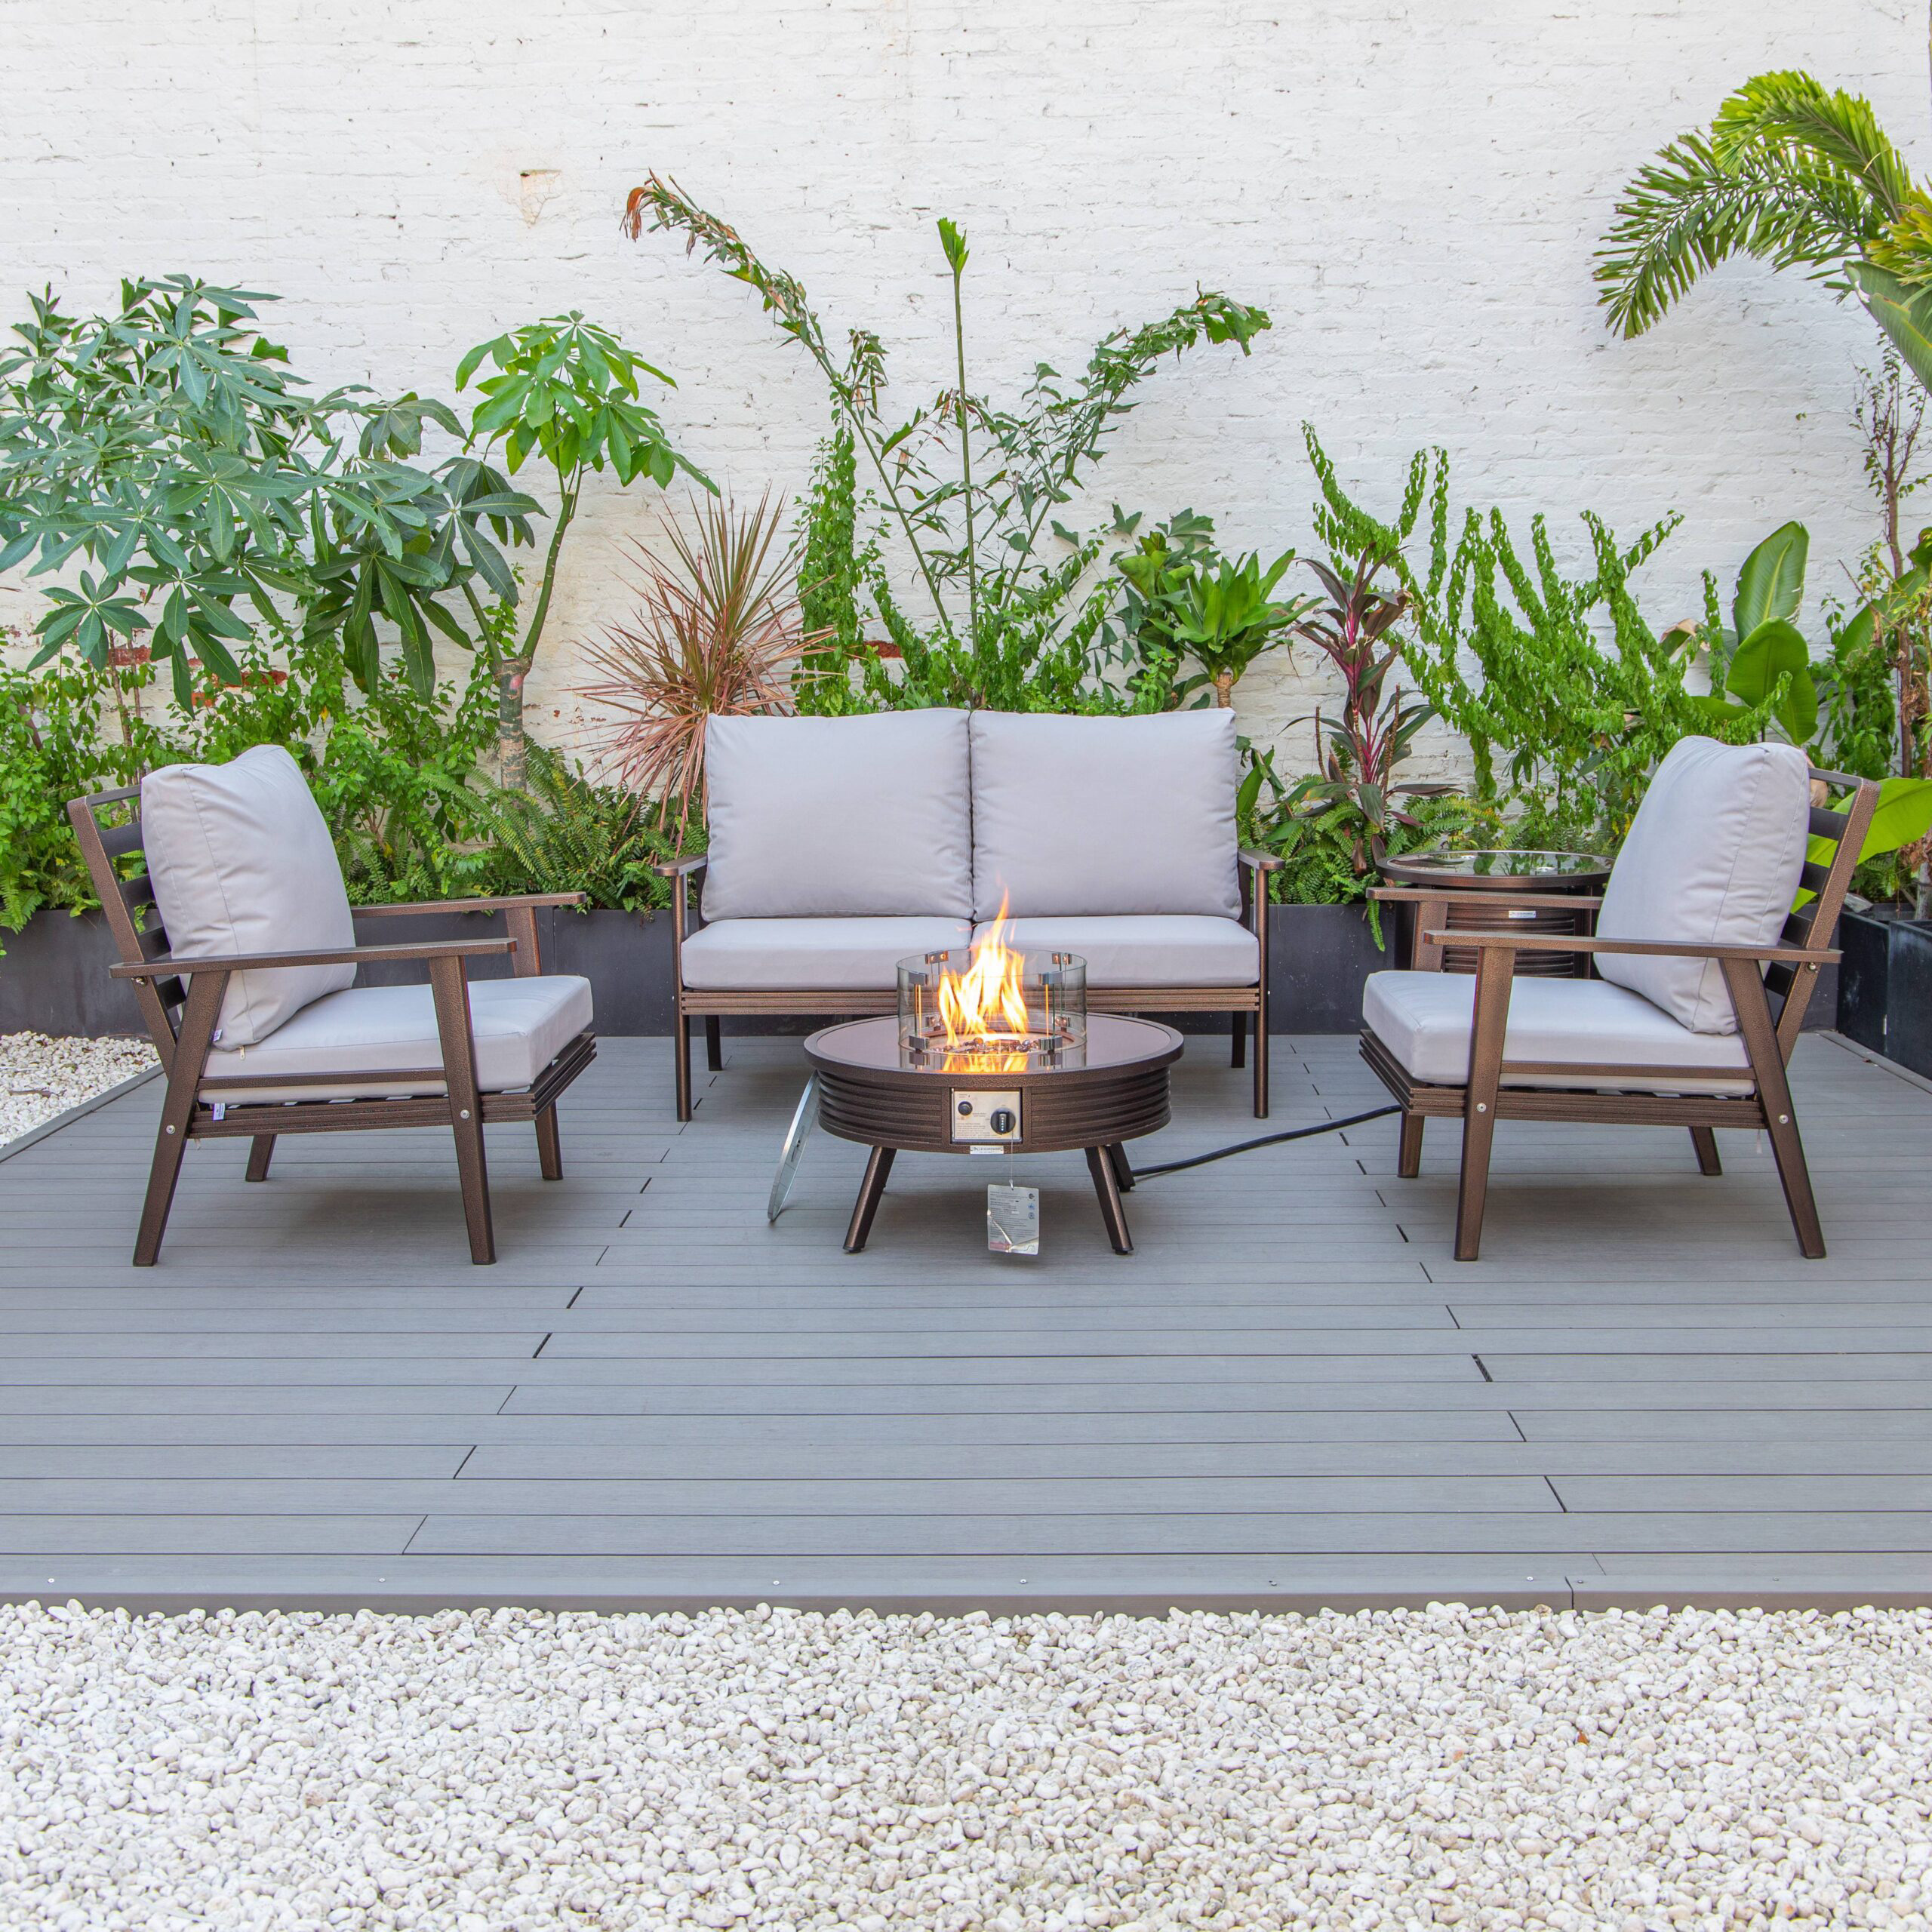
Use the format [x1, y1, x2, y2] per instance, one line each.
[990, 1108, 1017, 1135]
[957, 1100, 973, 1116]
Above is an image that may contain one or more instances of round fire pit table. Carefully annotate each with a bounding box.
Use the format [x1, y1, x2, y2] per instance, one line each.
[801, 1014, 1183, 1255]
[1377, 849, 1611, 977]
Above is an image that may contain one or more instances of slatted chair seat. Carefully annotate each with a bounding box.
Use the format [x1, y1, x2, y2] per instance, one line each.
[1361, 737, 1880, 1261]
[69, 743, 597, 1266]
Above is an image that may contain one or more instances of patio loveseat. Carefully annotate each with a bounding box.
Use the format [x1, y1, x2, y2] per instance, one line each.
[660, 708, 1279, 1119]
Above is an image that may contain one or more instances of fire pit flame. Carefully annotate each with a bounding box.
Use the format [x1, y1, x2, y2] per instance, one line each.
[938, 900, 1032, 1049]
[896, 905, 1088, 1072]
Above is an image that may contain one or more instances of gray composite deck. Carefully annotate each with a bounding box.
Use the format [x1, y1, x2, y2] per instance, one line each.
[1, 1029, 1929, 1613]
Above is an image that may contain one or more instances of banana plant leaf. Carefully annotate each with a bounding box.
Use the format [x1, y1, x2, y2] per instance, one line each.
[1725, 617, 1818, 743]
[1852, 263, 1932, 398]
[1731, 521, 1807, 641]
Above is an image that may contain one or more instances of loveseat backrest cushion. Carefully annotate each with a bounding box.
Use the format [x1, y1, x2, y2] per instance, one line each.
[140, 743, 358, 1048]
[968, 709, 1242, 920]
[702, 709, 974, 919]
[1595, 734, 1811, 1034]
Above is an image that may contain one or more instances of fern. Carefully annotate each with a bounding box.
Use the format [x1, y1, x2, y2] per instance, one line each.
[460, 745, 690, 912]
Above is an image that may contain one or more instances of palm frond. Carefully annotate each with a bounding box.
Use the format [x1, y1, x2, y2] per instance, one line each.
[1596, 72, 1916, 339]
[1712, 71, 1915, 223]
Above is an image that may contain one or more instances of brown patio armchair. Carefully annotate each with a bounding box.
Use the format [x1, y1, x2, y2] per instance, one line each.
[1359, 738, 1880, 1260]
[69, 744, 596, 1266]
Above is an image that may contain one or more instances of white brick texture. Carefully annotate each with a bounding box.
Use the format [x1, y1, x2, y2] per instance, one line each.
[1, 0, 1921, 777]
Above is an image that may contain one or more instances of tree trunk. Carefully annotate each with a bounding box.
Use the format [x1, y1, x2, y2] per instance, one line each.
[497, 662, 530, 791]
[1213, 669, 1236, 709]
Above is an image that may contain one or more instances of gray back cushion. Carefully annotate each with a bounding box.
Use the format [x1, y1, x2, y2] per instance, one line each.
[969, 710, 1242, 918]
[1595, 735, 1811, 1033]
[702, 710, 974, 919]
[141, 743, 356, 1048]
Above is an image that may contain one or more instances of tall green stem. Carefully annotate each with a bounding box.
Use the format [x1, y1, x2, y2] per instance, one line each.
[950, 264, 978, 655]
[497, 471, 579, 788]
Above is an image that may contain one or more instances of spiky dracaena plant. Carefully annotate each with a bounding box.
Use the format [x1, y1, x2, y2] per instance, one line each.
[575, 494, 813, 843]
[1597, 69, 1932, 392]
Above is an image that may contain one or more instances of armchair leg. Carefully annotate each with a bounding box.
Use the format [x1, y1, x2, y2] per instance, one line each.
[1253, 1017, 1269, 1119]
[429, 955, 496, 1266]
[1689, 1126, 1722, 1177]
[1722, 957, 1824, 1259]
[1230, 1012, 1247, 1069]
[705, 1014, 724, 1072]
[535, 1104, 563, 1181]
[133, 968, 226, 1269]
[1398, 1114, 1424, 1179]
[1454, 953, 1512, 1262]
[674, 1007, 694, 1123]
[245, 1135, 275, 1183]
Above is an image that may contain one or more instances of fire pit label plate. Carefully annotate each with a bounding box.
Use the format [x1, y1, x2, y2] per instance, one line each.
[987, 1183, 1041, 1256]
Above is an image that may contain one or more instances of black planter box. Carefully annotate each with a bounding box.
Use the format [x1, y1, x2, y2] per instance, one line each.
[1, 900, 1397, 1039]
[1838, 904, 1932, 1078]
[4, 897, 1850, 1049]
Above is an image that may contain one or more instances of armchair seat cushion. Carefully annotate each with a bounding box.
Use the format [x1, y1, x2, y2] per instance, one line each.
[679, 918, 972, 992]
[1363, 970, 1753, 1094]
[972, 915, 1260, 988]
[199, 975, 592, 1104]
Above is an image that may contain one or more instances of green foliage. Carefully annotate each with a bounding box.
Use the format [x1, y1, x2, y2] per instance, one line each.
[0, 276, 536, 704]
[1597, 70, 1932, 392]
[1111, 508, 1309, 708]
[627, 175, 1269, 713]
[457, 745, 686, 912]
[457, 311, 712, 777]
[792, 425, 879, 715]
[1306, 427, 1749, 848]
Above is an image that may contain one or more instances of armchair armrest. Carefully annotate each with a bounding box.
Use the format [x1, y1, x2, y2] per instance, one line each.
[1421, 929, 1838, 966]
[654, 854, 709, 878]
[355, 894, 586, 917]
[112, 937, 518, 977]
[1238, 848, 1284, 872]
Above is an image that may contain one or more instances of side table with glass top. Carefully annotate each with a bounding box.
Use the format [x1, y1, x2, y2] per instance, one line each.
[1374, 850, 1612, 977]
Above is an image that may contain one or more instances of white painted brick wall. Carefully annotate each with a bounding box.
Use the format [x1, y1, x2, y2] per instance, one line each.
[2, 0, 1922, 783]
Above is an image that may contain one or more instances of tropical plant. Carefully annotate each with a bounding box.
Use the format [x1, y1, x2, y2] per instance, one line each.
[575, 494, 810, 842]
[623, 177, 1270, 712]
[1112, 509, 1311, 709]
[0, 277, 535, 709]
[1251, 555, 1454, 880]
[1682, 521, 1932, 900]
[456, 312, 712, 783]
[1596, 70, 1932, 394]
[1306, 428, 1748, 848]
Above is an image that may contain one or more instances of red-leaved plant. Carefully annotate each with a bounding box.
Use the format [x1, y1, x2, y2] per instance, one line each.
[1272, 552, 1453, 874]
[577, 494, 820, 841]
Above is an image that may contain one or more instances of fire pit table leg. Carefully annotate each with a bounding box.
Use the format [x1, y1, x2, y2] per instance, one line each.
[1085, 1146, 1135, 1255]
[1106, 1143, 1135, 1193]
[844, 1146, 896, 1254]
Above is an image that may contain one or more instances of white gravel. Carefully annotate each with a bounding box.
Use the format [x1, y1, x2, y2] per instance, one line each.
[0, 1032, 155, 1149]
[4, 1601, 1930, 1930]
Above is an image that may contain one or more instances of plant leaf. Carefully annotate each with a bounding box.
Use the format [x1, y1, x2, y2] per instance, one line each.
[1731, 521, 1807, 639]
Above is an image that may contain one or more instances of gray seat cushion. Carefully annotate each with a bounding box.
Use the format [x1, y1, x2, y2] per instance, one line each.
[701, 711, 973, 920]
[679, 918, 972, 991]
[141, 744, 356, 1047]
[971, 915, 1259, 988]
[968, 711, 1241, 920]
[1595, 736, 1811, 1033]
[1362, 970, 1752, 1094]
[199, 975, 592, 1103]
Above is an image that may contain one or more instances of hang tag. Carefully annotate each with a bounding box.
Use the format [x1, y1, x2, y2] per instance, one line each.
[987, 1183, 1039, 1256]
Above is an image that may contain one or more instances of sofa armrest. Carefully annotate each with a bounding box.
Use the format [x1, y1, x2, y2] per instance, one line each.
[654, 855, 710, 878]
[1238, 848, 1284, 872]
